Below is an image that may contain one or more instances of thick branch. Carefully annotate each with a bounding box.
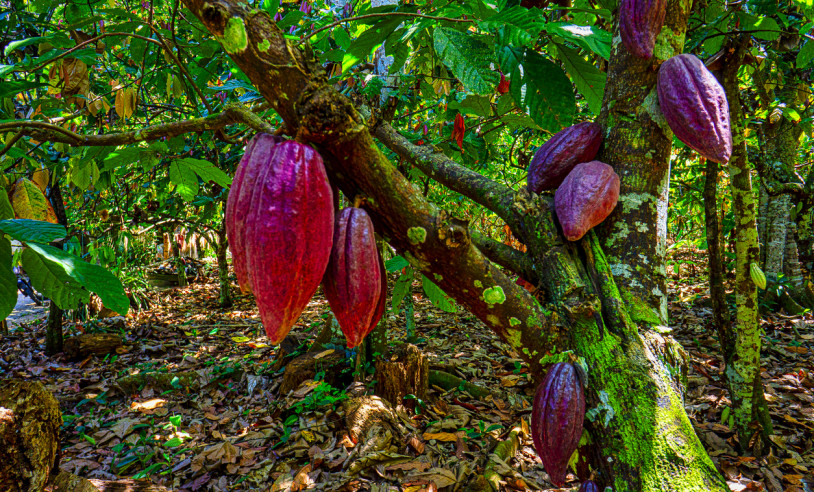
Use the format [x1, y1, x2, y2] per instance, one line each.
[373, 120, 517, 220]
[470, 231, 536, 284]
[0, 105, 273, 146]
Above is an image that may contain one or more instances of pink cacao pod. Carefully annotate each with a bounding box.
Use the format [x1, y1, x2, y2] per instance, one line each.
[619, 0, 667, 59]
[236, 136, 334, 344]
[579, 480, 599, 492]
[657, 54, 732, 163]
[554, 161, 620, 241]
[225, 134, 284, 294]
[527, 122, 603, 193]
[323, 207, 387, 348]
[531, 362, 586, 487]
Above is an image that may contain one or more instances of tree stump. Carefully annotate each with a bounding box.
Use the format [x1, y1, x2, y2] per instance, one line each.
[51, 471, 170, 492]
[279, 350, 348, 394]
[374, 343, 428, 411]
[63, 334, 124, 361]
[0, 380, 62, 492]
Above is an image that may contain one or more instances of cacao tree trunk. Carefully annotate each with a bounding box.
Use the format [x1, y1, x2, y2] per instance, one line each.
[45, 180, 67, 356]
[719, 38, 773, 452]
[216, 220, 232, 308]
[703, 157, 731, 340]
[182, 2, 729, 489]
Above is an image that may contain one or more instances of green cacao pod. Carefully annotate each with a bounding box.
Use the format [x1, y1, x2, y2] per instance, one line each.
[532, 362, 586, 487]
[226, 134, 334, 344]
[323, 207, 387, 348]
[554, 161, 620, 241]
[750, 262, 767, 290]
[657, 54, 732, 163]
[527, 122, 603, 193]
[619, 0, 667, 59]
[579, 480, 599, 492]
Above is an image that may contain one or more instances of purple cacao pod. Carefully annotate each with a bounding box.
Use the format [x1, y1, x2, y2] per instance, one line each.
[619, 0, 667, 59]
[579, 480, 600, 492]
[323, 207, 386, 348]
[225, 134, 284, 294]
[657, 54, 732, 163]
[531, 362, 586, 487]
[238, 138, 334, 344]
[554, 161, 620, 241]
[527, 122, 603, 193]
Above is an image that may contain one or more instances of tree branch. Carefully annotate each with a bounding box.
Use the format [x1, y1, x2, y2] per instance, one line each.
[469, 231, 536, 285]
[0, 105, 274, 147]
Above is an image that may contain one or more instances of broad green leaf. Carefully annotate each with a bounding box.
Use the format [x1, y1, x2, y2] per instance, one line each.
[421, 275, 456, 313]
[0, 219, 67, 243]
[342, 17, 404, 73]
[24, 242, 129, 315]
[22, 247, 90, 310]
[434, 27, 499, 94]
[478, 6, 545, 32]
[545, 23, 611, 60]
[555, 44, 606, 115]
[457, 95, 493, 117]
[0, 81, 48, 99]
[737, 13, 780, 41]
[385, 255, 410, 272]
[797, 40, 814, 68]
[3, 37, 44, 56]
[0, 237, 15, 320]
[169, 161, 200, 201]
[70, 160, 99, 191]
[502, 48, 576, 133]
[391, 271, 413, 310]
[178, 158, 231, 188]
[334, 27, 351, 50]
[0, 191, 13, 221]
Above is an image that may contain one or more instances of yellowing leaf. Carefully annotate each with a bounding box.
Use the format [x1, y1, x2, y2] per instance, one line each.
[32, 168, 50, 192]
[422, 432, 461, 442]
[231, 336, 250, 343]
[10, 178, 58, 223]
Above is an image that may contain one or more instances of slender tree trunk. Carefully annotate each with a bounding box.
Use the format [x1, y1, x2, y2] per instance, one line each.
[703, 158, 731, 344]
[45, 180, 68, 356]
[216, 221, 232, 308]
[720, 39, 773, 452]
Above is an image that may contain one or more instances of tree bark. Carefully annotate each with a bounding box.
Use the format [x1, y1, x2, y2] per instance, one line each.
[46, 180, 68, 356]
[720, 38, 773, 452]
[216, 220, 232, 308]
[703, 157, 731, 344]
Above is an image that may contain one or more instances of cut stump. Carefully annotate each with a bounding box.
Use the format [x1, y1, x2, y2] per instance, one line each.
[0, 380, 62, 492]
[374, 343, 428, 411]
[279, 350, 347, 395]
[63, 333, 124, 361]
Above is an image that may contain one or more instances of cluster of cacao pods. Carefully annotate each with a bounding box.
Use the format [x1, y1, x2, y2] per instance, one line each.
[527, 122, 620, 241]
[531, 362, 586, 487]
[225, 134, 386, 347]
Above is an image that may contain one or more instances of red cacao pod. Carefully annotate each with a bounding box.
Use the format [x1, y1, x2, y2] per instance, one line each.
[497, 72, 510, 94]
[531, 362, 586, 487]
[527, 122, 603, 193]
[323, 207, 387, 348]
[619, 0, 667, 59]
[452, 113, 465, 149]
[579, 480, 599, 492]
[225, 134, 285, 294]
[239, 137, 334, 344]
[554, 161, 620, 241]
[657, 54, 732, 163]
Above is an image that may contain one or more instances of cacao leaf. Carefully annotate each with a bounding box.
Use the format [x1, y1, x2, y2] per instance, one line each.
[0, 237, 16, 321]
[797, 40, 814, 69]
[114, 89, 125, 118]
[0, 190, 13, 221]
[554, 44, 606, 116]
[385, 255, 409, 272]
[69, 159, 99, 191]
[32, 168, 50, 192]
[23, 242, 129, 315]
[391, 270, 413, 310]
[434, 27, 499, 94]
[341, 16, 403, 73]
[421, 275, 456, 313]
[0, 219, 67, 243]
[10, 178, 58, 223]
[544, 23, 611, 60]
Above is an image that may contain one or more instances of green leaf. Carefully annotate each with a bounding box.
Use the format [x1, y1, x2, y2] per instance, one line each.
[0, 219, 67, 243]
[421, 276, 456, 313]
[797, 39, 814, 68]
[501, 48, 575, 133]
[3, 37, 44, 56]
[391, 271, 413, 310]
[333, 27, 351, 50]
[0, 190, 13, 221]
[169, 161, 200, 201]
[555, 44, 606, 115]
[478, 6, 545, 32]
[385, 255, 410, 272]
[178, 158, 231, 188]
[434, 27, 499, 94]
[23, 243, 129, 315]
[0, 237, 16, 321]
[70, 160, 100, 191]
[458, 95, 493, 117]
[342, 17, 404, 73]
[737, 13, 780, 41]
[545, 23, 611, 60]
[0, 81, 48, 99]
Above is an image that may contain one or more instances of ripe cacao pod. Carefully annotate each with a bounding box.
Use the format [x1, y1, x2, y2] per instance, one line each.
[228, 135, 335, 344]
[225, 134, 284, 294]
[554, 161, 620, 241]
[527, 122, 603, 193]
[619, 0, 667, 59]
[532, 362, 586, 487]
[497, 72, 510, 94]
[452, 113, 465, 149]
[579, 480, 599, 492]
[750, 262, 767, 290]
[323, 207, 387, 348]
[657, 54, 732, 163]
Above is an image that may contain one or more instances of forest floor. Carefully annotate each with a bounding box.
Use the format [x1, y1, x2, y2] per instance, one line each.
[1, 259, 813, 492]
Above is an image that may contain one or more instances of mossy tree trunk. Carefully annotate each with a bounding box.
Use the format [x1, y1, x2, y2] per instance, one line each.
[719, 38, 773, 453]
[181, 1, 727, 489]
[216, 220, 232, 308]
